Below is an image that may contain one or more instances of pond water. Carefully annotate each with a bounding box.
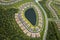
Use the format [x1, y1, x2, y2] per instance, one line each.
[25, 8, 36, 25]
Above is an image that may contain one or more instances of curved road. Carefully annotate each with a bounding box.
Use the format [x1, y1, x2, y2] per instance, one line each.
[0, 0, 22, 5]
[46, 0, 60, 34]
[35, 0, 48, 40]
[46, 0, 59, 19]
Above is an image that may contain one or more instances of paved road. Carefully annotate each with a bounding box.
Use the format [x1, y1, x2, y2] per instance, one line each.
[48, 18, 60, 21]
[0, 0, 22, 5]
[46, 0, 60, 33]
[53, 1, 60, 5]
[46, 0, 59, 19]
[35, 0, 48, 40]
